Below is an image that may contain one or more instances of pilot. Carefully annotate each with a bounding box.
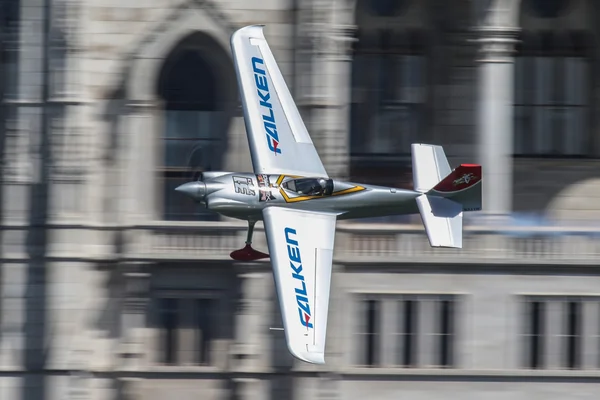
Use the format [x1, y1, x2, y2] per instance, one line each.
[313, 178, 327, 196]
[318, 178, 327, 190]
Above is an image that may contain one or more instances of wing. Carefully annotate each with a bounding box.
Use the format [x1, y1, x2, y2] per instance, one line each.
[230, 25, 328, 178]
[262, 206, 336, 364]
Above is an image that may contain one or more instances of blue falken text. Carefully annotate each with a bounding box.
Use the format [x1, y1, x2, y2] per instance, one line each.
[284, 227, 313, 329]
[252, 57, 281, 154]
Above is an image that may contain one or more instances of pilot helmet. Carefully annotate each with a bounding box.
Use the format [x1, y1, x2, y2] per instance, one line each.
[318, 178, 327, 188]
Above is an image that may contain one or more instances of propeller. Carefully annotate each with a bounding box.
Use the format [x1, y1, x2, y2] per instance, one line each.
[186, 142, 209, 182]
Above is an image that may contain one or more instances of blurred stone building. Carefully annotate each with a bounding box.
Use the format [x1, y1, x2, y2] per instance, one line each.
[2, 0, 600, 399]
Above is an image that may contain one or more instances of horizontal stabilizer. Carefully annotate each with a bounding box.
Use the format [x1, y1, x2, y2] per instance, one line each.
[416, 195, 463, 248]
[411, 143, 481, 249]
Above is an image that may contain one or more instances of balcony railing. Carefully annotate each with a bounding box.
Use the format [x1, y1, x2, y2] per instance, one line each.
[3, 221, 600, 265]
[124, 221, 600, 265]
[126, 221, 246, 261]
[335, 223, 600, 265]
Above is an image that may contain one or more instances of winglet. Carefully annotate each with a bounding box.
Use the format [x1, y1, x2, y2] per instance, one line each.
[290, 349, 325, 365]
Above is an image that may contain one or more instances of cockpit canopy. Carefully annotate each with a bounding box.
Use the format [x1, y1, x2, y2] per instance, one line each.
[282, 177, 334, 196]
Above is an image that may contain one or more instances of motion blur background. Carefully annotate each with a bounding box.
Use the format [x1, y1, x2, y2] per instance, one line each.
[1, 0, 600, 399]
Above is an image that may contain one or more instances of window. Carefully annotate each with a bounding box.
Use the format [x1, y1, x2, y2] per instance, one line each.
[365, 0, 409, 16]
[514, 31, 591, 156]
[196, 298, 212, 365]
[159, 298, 177, 365]
[523, 0, 571, 19]
[565, 300, 581, 369]
[350, 27, 428, 187]
[521, 296, 599, 370]
[1, 0, 20, 99]
[365, 299, 380, 366]
[49, 0, 78, 98]
[354, 294, 458, 368]
[524, 300, 544, 369]
[156, 296, 214, 366]
[439, 299, 454, 367]
[355, 298, 380, 367]
[157, 41, 229, 221]
[399, 299, 417, 367]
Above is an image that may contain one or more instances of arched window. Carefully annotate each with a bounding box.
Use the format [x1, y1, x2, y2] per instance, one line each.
[514, 30, 592, 156]
[157, 35, 233, 221]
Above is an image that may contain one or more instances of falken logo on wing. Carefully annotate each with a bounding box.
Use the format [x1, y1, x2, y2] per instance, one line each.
[284, 227, 313, 329]
[252, 57, 281, 155]
[453, 173, 477, 186]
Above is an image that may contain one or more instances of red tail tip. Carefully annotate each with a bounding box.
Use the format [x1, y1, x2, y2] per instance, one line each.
[432, 164, 482, 193]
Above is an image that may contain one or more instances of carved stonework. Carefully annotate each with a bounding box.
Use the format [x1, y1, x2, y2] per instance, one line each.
[123, 264, 151, 312]
[126, 100, 161, 112]
[51, 115, 84, 180]
[301, 24, 357, 60]
[51, 0, 80, 47]
[474, 27, 520, 63]
[4, 118, 32, 183]
[50, 0, 81, 97]
[332, 24, 358, 61]
[67, 349, 92, 400]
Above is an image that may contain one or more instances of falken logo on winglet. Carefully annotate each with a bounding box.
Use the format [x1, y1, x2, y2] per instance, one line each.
[252, 57, 281, 155]
[284, 227, 313, 329]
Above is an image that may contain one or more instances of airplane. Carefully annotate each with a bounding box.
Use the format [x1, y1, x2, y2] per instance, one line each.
[175, 25, 482, 365]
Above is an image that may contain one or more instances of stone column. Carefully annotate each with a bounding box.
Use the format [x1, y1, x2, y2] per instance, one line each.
[323, 24, 356, 180]
[582, 300, 600, 369]
[0, 264, 26, 369]
[119, 262, 150, 369]
[544, 300, 562, 369]
[232, 378, 266, 400]
[379, 297, 398, 367]
[475, 28, 519, 216]
[231, 269, 270, 370]
[295, 0, 356, 179]
[122, 101, 161, 223]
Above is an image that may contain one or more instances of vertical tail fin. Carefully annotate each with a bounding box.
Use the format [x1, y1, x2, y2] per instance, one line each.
[411, 144, 483, 248]
[411, 143, 452, 193]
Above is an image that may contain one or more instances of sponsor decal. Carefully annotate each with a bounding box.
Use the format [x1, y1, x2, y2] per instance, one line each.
[257, 174, 276, 202]
[284, 227, 313, 329]
[232, 176, 255, 196]
[252, 57, 281, 155]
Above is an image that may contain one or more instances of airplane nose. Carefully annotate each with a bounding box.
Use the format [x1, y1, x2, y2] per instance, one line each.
[175, 181, 206, 201]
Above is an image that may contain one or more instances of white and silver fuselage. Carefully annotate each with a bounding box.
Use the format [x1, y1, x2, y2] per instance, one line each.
[176, 171, 421, 221]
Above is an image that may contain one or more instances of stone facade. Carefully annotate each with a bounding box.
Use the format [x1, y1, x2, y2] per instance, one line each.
[2, 0, 600, 399]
